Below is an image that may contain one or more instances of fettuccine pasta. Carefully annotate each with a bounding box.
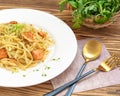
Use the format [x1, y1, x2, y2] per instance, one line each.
[0, 21, 54, 72]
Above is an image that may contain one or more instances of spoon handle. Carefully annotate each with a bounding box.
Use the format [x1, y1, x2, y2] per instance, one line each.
[44, 69, 95, 96]
[65, 63, 86, 96]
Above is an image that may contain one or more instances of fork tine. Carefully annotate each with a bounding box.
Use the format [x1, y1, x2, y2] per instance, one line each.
[116, 57, 120, 67]
[105, 56, 114, 64]
[110, 60, 117, 68]
[107, 56, 116, 65]
[111, 55, 120, 66]
[107, 56, 118, 69]
[111, 54, 120, 63]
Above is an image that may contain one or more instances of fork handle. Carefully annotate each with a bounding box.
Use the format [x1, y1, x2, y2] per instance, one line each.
[65, 63, 86, 96]
[44, 69, 95, 96]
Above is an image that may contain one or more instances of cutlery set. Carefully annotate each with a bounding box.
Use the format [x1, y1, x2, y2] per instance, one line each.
[44, 40, 120, 96]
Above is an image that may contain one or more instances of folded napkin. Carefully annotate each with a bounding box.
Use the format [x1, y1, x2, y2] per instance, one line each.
[51, 38, 120, 96]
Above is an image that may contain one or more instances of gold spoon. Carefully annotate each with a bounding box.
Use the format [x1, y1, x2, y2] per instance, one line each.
[65, 40, 102, 96]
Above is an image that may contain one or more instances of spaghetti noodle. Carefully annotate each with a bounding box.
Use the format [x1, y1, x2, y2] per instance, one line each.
[0, 21, 54, 72]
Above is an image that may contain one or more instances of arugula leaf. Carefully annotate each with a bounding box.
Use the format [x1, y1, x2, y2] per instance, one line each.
[59, 0, 120, 28]
[68, 1, 77, 8]
[59, 0, 68, 12]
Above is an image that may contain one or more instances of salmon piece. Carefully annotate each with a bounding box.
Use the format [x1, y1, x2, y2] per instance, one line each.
[9, 21, 18, 24]
[23, 32, 34, 42]
[38, 31, 47, 38]
[0, 49, 8, 59]
[31, 49, 44, 60]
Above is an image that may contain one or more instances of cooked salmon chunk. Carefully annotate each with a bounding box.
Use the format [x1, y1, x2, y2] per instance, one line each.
[9, 21, 18, 24]
[23, 32, 34, 42]
[38, 31, 47, 38]
[31, 49, 44, 60]
[0, 49, 8, 59]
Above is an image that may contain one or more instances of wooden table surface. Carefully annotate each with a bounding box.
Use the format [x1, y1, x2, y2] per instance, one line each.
[0, 0, 120, 96]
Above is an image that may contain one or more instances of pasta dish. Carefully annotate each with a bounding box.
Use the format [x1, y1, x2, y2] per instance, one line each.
[0, 21, 54, 72]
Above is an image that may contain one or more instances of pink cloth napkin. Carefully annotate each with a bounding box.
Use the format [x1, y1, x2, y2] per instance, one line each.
[51, 38, 120, 96]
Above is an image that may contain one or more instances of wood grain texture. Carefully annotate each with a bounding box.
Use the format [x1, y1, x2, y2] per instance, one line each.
[0, 0, 120, 96]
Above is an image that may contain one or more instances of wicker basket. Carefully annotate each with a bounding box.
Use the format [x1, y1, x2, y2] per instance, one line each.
[67, 4, 120, 29]
[83, 11, 120, 29]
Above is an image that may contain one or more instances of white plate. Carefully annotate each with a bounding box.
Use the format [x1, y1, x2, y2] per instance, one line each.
[0, 8, 77, 87]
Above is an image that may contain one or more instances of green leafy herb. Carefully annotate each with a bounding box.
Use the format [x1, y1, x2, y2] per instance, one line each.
[33, 69, 40, 72]
[22, 74, 26, 77]
[59, 0, 120, 28]
[7, 24, 24, 34]
[52, 58, 60, 61]
[59, 0, 68, 12]
[42, 73, 47, 77]
[44, 66, 50, 70]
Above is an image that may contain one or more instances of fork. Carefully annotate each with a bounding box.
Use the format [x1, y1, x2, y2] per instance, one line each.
[44, 56, 119, 96]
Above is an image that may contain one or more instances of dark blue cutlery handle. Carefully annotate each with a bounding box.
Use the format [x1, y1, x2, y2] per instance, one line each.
[44, 69, 95, 96]
[65, 64, 86, 96]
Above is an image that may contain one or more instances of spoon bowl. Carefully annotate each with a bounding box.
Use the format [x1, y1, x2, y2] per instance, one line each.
[83, 40, 102, 62]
